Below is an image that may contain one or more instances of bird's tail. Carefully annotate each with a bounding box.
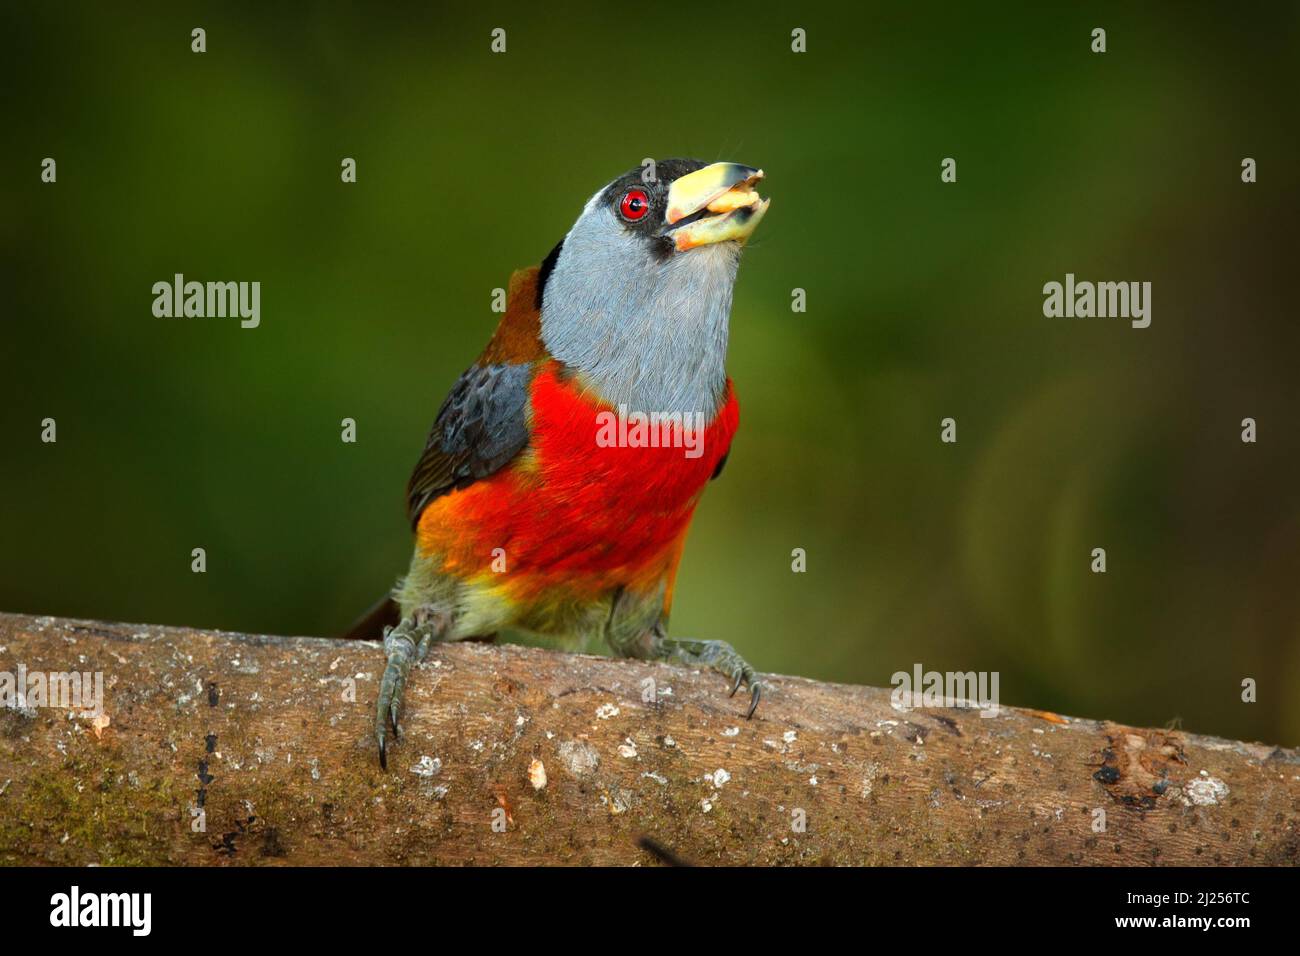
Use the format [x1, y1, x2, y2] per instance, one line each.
[341, 594, 400, 641]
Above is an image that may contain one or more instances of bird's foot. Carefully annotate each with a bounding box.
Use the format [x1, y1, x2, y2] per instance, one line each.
[659, 638, 766, 718]
[375, 608, 450, 770]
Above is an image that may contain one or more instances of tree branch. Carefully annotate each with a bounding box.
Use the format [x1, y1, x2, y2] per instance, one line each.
[0, 612, 1295, 865]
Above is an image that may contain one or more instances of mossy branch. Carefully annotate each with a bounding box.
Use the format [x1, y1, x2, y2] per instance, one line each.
[0, 612, 1296, 865]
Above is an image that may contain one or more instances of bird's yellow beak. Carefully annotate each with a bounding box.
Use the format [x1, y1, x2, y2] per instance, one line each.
[664, 162, 769, 252]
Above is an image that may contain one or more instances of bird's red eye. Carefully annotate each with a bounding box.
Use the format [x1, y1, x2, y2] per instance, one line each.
[620, 189, 650, 221]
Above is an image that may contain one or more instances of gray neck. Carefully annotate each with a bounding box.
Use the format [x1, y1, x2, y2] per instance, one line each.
[539, 198, 739, 416]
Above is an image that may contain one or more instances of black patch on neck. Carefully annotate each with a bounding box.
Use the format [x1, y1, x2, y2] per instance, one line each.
[536, 239, 564, 310]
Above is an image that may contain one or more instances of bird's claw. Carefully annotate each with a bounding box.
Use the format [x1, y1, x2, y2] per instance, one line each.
[376, 626, 417, 770]
[375, 608, 452, 770]
[665, 638, 766, 719]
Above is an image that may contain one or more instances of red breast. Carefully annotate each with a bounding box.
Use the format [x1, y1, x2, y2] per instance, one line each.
[417, 361, 738, 597]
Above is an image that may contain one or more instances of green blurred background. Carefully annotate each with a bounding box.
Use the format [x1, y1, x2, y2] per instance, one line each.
[3, 2, 1297, 744]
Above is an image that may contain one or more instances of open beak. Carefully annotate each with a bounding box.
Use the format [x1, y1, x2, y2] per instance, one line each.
[663, 162, 769, 252]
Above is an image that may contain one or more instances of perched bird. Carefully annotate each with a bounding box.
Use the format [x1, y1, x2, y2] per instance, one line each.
[347, 158, 770, 768]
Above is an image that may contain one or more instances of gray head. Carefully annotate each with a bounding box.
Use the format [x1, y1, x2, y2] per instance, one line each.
[538, 159, 769, 416]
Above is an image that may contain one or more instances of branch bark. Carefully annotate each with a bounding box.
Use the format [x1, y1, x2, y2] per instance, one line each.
[0, 612, 1296, 865]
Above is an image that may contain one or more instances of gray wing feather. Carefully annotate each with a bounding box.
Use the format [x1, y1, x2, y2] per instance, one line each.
[406, 363, 533, 527]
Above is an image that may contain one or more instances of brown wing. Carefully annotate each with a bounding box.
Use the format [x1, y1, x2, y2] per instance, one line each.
[405, 266, 550, 529]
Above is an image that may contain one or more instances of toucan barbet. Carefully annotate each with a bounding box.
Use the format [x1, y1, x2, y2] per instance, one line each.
[347, 159, 771, 768]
